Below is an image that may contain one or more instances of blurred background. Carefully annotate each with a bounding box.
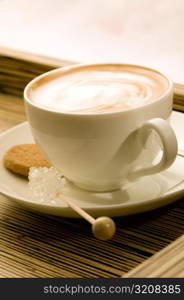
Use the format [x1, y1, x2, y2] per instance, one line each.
[0, 0, 184, 83]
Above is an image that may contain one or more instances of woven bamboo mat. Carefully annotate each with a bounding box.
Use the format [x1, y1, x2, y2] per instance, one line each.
[0, 49, 184, 277]
[1, 192, 184, 278]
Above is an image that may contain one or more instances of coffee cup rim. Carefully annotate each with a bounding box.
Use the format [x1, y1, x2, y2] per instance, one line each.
[24, 62, 173, 117]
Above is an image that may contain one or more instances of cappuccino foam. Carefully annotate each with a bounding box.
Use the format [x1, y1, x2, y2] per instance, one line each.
[30, 65, 169, 113]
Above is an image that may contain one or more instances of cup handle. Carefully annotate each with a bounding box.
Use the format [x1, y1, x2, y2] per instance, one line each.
[128, 118, 178, 180]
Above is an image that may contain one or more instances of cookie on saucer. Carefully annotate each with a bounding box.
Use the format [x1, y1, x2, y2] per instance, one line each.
[3, 144, 51, 177]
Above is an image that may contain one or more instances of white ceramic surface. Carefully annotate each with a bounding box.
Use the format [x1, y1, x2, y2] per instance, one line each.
[24, 63, 177, 192]
[0, 111, 183, 218]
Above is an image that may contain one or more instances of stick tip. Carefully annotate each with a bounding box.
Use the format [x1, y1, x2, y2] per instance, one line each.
[92, 217, 116, 240]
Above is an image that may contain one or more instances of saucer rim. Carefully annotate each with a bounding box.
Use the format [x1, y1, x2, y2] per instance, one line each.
[0, 181, 184, 210]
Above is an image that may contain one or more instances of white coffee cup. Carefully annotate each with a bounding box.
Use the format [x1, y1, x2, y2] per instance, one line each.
[24, 63, 178, 192]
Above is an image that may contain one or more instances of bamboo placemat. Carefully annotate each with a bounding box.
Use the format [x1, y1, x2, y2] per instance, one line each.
[0, 48, 184, 278]
[1, 184, 184, 278]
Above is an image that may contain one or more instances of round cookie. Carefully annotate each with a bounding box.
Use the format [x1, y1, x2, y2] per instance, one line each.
[3, 144, 51, 177]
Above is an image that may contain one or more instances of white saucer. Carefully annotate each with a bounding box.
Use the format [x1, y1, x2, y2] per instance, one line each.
[0, 112, 184, 218]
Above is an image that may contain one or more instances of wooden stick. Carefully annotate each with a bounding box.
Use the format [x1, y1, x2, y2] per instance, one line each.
[60, 194, 116, 240]
[60, 195, 94, 224]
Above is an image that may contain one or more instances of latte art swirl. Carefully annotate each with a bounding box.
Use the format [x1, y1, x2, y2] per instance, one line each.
[52, 78, 154, 113]
[30, 65, 169, 113]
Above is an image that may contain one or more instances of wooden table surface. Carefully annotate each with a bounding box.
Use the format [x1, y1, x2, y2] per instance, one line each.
[0, 93, 184, 278]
